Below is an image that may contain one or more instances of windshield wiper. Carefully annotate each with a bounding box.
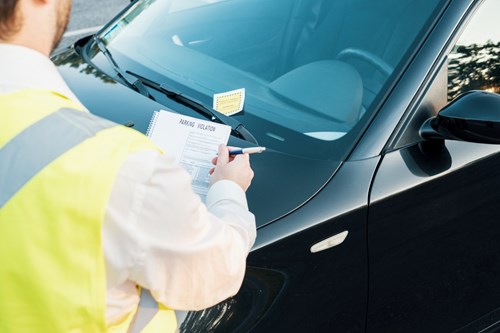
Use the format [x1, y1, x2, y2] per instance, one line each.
[93, 35, 152, 98]
[93, 37, 257, 143]
[126, 71, 258, 144]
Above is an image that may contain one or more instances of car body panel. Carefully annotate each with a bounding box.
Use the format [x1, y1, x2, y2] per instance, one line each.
[175, 157, 380, 332]
[368, 140, 500, 331]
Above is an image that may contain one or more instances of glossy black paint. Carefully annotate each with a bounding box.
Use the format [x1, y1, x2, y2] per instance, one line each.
[421, 91, 500, 144]
[368, 140, 500, 332]
[53, 45, 341, 227]
[52, 0, 500, 331]
[176, 157, 380, 332]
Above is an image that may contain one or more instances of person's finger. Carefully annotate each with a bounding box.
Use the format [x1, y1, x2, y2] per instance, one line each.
[211, 156, 218, 166]
[233, 152, 250, 163]
[209, 167, 215, 175]
[216, 144, 229, 166]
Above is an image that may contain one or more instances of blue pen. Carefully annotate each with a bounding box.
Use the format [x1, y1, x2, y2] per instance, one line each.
[229, 147, 266, 155]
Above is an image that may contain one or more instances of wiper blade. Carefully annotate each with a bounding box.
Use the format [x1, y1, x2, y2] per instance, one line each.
[93, 35, 151, 98]
[126, 71, 258, 144]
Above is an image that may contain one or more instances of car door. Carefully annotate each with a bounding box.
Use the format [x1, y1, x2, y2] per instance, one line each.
[366, 0, 500, 332]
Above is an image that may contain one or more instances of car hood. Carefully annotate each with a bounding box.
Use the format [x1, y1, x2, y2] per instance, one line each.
[52, 44, 341, 228]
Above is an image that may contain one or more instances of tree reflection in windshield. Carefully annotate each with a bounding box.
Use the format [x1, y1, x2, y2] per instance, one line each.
[52, 48, 117, 84]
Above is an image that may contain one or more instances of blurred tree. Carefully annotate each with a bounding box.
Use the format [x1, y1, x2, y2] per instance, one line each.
[448, 41, 500, 100]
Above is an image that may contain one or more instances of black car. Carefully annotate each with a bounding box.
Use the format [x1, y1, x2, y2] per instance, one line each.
[53, 0, 500, 331]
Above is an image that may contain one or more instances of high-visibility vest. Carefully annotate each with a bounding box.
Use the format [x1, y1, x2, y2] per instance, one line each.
[0, 89, 177, 333]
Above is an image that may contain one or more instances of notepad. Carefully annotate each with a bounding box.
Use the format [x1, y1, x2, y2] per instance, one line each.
[146, 109, 231, 201]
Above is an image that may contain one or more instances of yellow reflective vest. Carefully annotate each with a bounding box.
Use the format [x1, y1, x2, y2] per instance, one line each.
[0, 90, 177, 333]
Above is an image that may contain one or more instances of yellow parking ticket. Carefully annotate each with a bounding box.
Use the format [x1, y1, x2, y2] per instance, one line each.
[213, 88, 245, 116]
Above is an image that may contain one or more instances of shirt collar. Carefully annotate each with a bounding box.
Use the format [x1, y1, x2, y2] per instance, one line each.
[0, 43, 83, 105]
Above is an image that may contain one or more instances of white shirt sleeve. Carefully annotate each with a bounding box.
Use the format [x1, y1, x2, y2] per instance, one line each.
[0, 44, 253, 323]
[102, 150, 256, 324]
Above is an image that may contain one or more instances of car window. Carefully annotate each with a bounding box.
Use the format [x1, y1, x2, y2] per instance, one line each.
[93, 0, 445, 161]
[448, 0, 500, 100]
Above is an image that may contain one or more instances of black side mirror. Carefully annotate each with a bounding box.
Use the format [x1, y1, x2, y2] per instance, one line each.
[420, 90, 500, 144]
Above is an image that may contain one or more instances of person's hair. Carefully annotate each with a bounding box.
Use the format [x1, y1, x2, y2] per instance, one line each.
[0, 0, 22, 39]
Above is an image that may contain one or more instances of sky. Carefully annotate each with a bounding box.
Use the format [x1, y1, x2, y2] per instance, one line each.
[457, 0, 500, 45]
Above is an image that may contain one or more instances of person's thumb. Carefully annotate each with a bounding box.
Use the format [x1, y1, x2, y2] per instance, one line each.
[216, 144, 229, 167]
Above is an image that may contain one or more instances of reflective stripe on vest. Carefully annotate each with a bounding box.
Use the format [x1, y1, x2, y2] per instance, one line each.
[0, 91, 177, 333]
[0, 107, 116, 208]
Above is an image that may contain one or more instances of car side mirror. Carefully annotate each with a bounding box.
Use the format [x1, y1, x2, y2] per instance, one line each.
[420, 90, 500, 144]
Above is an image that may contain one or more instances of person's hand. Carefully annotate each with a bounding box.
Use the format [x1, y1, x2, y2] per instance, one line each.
[209, 144, 254, 192]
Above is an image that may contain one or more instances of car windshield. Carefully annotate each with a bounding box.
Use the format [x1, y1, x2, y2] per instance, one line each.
[93, 0, 444, 161]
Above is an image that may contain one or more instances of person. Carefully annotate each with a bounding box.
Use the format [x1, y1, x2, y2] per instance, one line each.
[0, 0, 256, 332]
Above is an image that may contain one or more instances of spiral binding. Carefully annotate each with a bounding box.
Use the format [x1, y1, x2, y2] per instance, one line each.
[146, 111, 159, 137]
